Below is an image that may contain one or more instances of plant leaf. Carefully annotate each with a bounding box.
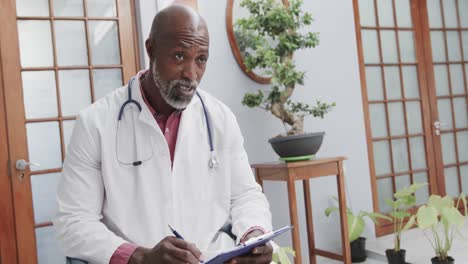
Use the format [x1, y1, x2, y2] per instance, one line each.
[348, 214, 365, 242]
[416, 205, 438, 229]
[362, 212, 392, 224]
[402, 215, 416, 232]
[441, 207, 465, 228]
[324, 207, 339, 217]
[428, 195, 454, 214]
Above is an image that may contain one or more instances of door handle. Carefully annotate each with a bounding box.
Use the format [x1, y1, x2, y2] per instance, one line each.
[433, 120, 447, 136]
[15, 159, 40, 171]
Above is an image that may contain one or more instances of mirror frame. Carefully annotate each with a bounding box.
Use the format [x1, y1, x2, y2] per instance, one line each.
[225, 0, 289, 84]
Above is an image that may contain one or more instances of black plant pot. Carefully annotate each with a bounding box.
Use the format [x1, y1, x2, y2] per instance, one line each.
[385, 249, 406, 264]
[269, 132, 325, 158]
[431, 256, 455, 264]
[350, 237, 367, 263]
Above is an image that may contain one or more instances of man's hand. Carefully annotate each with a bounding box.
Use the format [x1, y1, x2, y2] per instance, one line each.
[225, 230, 273, 264]
[129, 236, 203, 264]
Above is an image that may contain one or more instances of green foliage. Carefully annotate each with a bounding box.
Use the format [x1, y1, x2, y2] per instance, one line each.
[416, 193, 468, 261]
[236, 0, 334, 135]
[324, 196, 391, 242]
[385, 183, 427, 252]
[272, 246, 295, 264]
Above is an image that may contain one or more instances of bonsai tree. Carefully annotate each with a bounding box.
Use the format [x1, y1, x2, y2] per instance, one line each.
[236, 0, 335, 136]
[385, 182, 427, 263]
[416, 193, 467, 263]
[325, 196, 391, 262]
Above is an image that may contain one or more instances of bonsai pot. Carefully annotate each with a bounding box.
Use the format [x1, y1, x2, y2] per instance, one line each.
[268, 132, 324, 158]
[385, 249, 406, 264]
[431, 257, 455, 264]
[350, 237, 367, 263]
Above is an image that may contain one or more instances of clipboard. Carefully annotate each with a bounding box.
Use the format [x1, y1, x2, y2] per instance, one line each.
[204, 226, 293, 264]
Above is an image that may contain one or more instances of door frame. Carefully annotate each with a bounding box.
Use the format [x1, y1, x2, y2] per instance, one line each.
[0, 0, 141, 262]
[0, 29, 19, 264]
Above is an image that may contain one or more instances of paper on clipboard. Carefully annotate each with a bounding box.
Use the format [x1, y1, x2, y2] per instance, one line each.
[203, 226, 292, 264]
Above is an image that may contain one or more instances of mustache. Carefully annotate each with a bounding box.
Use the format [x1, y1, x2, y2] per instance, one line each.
[169, 79, 198, 90]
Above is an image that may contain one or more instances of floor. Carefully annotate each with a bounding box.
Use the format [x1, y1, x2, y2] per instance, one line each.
[314, 222, 468, 264]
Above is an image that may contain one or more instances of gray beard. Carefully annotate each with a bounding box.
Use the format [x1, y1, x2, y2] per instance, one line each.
[151, 63, 198, 110]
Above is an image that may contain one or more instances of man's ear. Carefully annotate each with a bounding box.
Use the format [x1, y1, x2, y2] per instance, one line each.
[145, 38, 154, 61]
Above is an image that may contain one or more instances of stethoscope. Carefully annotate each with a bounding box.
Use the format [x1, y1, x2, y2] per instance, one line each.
[116, 76, 218, 168]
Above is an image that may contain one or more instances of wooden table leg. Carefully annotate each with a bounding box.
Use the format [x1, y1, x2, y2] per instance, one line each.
[303, 179, 317, 264]
[287, 177, 302, 264]
[337, 161, 351, 264]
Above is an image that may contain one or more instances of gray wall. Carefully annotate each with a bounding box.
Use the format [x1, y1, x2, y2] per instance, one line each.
[137, 0, 375, 262]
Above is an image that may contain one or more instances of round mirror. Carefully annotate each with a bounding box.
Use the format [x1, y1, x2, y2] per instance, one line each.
[226, 0, 290, 84]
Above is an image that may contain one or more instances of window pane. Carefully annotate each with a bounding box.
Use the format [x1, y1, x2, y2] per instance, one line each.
[463, 31, 468, 61]
[444, 167, 460, 198]
[377, 0, 395, 27]
[22, 71, 58, 119]
[402, 66, 420, 98]
[434, 65, 450, 96]
[388, 102, 405, 136]
[447, 32, 461, 62]
[414, 172, 430, 206]
[369, 104, 388, 138]
[431, 31, 446, 62]
[62, 120, 76, 153]
[366, 66, 384, 100]
[453, 98, 468, 129]
[461, 2, 468, 27]
[392, 139, 409, 173]
[58, 70, 92, 116]
[31, 173, 60, 223]
[26, 122, 62, 171]
[358, 0, 376, 27]
[384, 66, 402, 100]
[86, 0, 117, 17]
[381, 30, 398, 63]
[437, 99, 454, 129]
[406, 102, 423, 134]
[54, 21, 88, 66]
[93, 69, 123, 100]
[457, 131, 468, 163]
[16, 0, 49, 16]
[378, 178, 393, 213]
[17, 21, 54, 68]
[89, 21, 121, 65]
[395, 175, 410, 192]
[362, 30, 380, 63]
[449, 64, 465, 95]
[35, 226, 65, 264]
[398, 31, 416, 63]
[441, 133, 457, 165]
[374, 141, 392, 176]
[427, 0, 443, 28]
[442, 0, 458, 28]
[409, 136, 427, 170]
[395, 0, 412, 27]
[461, 165, 468, 194]
[53, 0, 84, 17]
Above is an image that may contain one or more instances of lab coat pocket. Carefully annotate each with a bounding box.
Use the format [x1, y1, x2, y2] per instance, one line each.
[207, 150, 230, 210]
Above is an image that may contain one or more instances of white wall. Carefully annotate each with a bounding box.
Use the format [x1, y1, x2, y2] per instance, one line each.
[137, 0, 376, 262]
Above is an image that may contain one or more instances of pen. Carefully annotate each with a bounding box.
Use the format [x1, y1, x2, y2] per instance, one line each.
[168, 224, 185, 240]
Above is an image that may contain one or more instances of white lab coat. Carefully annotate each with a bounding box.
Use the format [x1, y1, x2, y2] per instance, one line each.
[54, 71, 272, 264]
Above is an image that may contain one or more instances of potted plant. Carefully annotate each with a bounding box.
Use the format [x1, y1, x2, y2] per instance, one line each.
[236, 0, 335, 159]
[416, 193, 467, 264]
[325, 197, 392, 262]
[384, 183, 427, 264]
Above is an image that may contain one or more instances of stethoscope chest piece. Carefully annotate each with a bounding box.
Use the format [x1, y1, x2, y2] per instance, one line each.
[209, 151, 219, 169]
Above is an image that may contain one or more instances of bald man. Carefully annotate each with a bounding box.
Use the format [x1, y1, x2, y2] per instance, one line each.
[54, 5, 273, 264]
